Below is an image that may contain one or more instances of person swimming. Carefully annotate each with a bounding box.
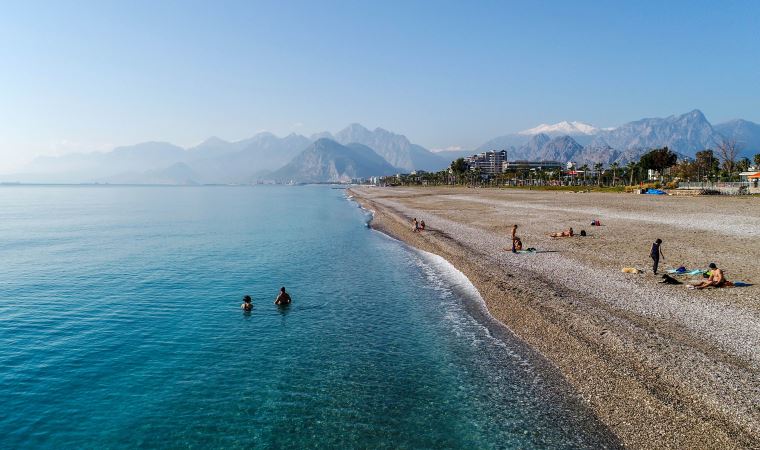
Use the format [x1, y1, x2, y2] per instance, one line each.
[241, 295, 253, 311]
[274, 287, 292, 306]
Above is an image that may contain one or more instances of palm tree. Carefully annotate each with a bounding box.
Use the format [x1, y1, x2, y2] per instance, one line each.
[594, 163, 603, 186]
[626, 161, 637, 186]
[579, 164, 589, 185]
[610, 162, 619, 186]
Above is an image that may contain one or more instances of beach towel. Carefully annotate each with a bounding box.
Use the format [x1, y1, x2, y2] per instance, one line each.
[667, 268, 704, 276]
[622, 267, 640, 274]
[645, 189, 666, 195]
[516, 249, 537, 254]
[733, 282, 752, 287]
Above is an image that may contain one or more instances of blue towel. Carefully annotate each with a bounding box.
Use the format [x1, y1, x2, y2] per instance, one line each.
[733, 282, 752, 287]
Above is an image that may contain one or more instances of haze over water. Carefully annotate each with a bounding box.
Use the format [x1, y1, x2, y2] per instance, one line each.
[0, 185, 618, 448]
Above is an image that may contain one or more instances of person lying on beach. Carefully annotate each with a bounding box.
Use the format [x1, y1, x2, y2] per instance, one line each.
[693, 263, 733, 289]
[241, 295, 253, 311]
[274, 287, 292, 305]
[550, 227, 574, 238]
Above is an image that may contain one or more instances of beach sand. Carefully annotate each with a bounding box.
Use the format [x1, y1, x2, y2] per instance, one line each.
[349, 186, 760, 449]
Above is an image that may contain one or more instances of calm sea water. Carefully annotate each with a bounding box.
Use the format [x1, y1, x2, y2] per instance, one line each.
[0, 185, 618, 449]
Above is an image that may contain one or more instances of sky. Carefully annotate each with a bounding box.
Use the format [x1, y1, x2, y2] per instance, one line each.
[1, 0, 759, 172]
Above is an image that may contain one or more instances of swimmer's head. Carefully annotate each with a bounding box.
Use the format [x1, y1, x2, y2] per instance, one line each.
[280, 287, 286, 292]
[243, 295, 252, 303]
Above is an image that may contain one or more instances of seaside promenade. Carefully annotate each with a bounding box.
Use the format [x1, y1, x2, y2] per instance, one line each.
[350, 186, 760, 449]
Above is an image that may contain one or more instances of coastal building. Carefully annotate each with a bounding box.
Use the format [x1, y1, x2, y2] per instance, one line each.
[741, 171, 760, 193]
[505, 160, 563, 171]
[465, 150, 507, 175]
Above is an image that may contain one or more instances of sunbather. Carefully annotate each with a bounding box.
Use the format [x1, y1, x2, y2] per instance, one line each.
[693, 263, 733, 289]
[550, 227, 574, 238]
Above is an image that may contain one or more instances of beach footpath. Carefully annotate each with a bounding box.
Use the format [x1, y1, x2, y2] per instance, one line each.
[349, 186, 760, 449]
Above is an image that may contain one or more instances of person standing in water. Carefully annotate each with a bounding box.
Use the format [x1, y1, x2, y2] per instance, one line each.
[241, 295, 253, 311]
[650, 238, 664, 275]
[274, 287, 292, 306]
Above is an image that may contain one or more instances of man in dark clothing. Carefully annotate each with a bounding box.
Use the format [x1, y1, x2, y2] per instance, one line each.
[650, 238, 664, 274]
[274, 287, 292, 306]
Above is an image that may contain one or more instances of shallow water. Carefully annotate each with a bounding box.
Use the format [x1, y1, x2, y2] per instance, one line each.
[0, 185, 618, 448]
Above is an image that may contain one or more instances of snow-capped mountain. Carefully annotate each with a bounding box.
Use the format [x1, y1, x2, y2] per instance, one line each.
[477, 109, 756, 165]
[518, 121, 602, 136]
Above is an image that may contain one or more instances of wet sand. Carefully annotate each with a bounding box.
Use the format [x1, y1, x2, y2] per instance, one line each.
[349, 186, 760, 449]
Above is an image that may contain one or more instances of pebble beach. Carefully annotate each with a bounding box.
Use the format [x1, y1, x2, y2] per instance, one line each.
[349, 186, 760, 449]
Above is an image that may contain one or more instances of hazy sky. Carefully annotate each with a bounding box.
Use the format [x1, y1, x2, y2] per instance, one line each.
[1, 0, 759, 172]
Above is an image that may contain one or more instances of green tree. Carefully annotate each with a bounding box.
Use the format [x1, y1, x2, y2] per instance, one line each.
[737, 157, 750, 173]
[754, 153, 760, 168]
[450, 158, 468, 185]
[639, 147, 678, 180]
[695, 150, 718, 180]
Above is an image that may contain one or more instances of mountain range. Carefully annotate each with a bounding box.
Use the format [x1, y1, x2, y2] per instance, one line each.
[4, 110, 758, 184]
[476, 110, 757, 165]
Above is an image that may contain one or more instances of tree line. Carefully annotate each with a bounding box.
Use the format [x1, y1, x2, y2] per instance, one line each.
[378, 140, 759, 188]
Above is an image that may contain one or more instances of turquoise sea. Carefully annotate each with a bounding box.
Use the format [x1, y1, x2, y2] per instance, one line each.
[0, 185, 619, 449]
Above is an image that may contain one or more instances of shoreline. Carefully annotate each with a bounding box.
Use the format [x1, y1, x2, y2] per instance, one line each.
[352, 197, 624, 448]
[349, 186, 759, 449]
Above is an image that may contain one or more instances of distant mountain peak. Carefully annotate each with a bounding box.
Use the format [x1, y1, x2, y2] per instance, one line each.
[519, 121, 600, 136]
[333, 124, 445, 172]
[341, 123, 371, 133]
[198, 136, 229, 146]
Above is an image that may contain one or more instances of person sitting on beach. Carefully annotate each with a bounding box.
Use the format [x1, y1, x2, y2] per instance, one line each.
[412, 218, 419, 232]
[274, 287, 292, 305]
[241, 295, 253, 311]
[693, 263, 732, 289]
[513, 237, 523, 252]
[419, 220, 425, 231]
[550, 227, 574, 238]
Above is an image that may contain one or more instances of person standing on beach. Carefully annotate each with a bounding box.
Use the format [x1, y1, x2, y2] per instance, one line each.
[650, 238, 664, 274]
[510, 224, 519, 253]
[412, 218, 419, 232]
